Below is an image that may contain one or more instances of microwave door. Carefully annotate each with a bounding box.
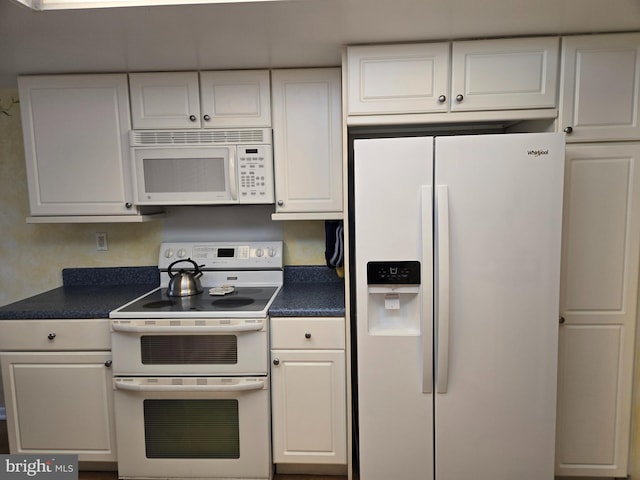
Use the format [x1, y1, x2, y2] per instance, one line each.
[133, 147, 237, 205]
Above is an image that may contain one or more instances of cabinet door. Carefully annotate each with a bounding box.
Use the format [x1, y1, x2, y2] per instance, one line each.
[0, 351, 116, 462]
[271, 68, 343, 215]
[199, 70, 271, 128]
[555, 144, 640, 477]
[18, 74, 135, 216]
[347, 43, 450, 115]
[270, 349, 346, 464]
[560, 33, 640, 142]
[450, 37, 559, 111]
[129, 72, 201, 129]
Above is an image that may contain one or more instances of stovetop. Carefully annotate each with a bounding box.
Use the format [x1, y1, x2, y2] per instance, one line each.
[110, 241, 283, 319]
[118, 286, 279, 314]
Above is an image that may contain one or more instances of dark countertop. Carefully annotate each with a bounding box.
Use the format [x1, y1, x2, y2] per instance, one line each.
[268, 266, 345, 317]
[0, 267, 159, 320]
[0, 265, 345, 320]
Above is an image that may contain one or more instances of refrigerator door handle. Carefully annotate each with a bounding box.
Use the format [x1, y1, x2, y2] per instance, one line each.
[421, 185, 433, 394]
[436, 185, 451, 394]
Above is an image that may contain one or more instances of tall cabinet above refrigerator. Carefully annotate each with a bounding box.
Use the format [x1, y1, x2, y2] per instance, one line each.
[351, 132, 565, 480]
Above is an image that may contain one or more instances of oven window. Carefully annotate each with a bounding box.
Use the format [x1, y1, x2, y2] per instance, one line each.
[141, 336, 237, 364]
[144, 399, 239, 459]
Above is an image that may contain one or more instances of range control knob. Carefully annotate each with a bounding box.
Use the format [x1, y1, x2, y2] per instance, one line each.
[268, 247, 278, 257]
[255, 248, 264, 258]
[164, 249, 174, 259]
[177, 248, 188, 258]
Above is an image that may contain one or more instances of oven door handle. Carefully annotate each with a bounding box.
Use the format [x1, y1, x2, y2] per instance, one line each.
[110, 322, 264, 333]
[114, 379, 266, 392]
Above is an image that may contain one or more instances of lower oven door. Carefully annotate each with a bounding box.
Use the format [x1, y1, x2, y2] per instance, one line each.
[111, 319, 267, 375]
[113, 376, 271, 479]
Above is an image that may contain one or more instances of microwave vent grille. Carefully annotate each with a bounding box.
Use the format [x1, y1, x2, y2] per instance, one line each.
[130, 129, 270, 146]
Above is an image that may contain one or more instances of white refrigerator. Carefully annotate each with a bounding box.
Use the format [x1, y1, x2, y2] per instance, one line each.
[352, 133, 565, 480]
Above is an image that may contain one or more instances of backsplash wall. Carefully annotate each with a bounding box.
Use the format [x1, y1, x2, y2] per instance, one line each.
[0, 88, 326, 308]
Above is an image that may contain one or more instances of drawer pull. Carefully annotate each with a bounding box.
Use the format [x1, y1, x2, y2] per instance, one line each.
[304, 332, 312, 339]
[47, 333, 56, 340]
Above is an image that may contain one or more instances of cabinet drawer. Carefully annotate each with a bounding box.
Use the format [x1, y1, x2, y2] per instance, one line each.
[271, 317, 344, 349]
[0, 319, 111, 351]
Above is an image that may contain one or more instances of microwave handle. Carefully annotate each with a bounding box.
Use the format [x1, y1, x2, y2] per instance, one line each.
[114, 379, 266, 393]
[229, 148, 238, 201]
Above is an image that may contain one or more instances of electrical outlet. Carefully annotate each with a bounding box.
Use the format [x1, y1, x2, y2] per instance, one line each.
[95, 232, 108, 251]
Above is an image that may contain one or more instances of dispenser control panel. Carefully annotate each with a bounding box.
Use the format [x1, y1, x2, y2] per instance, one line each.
[367, 261, 421, 284]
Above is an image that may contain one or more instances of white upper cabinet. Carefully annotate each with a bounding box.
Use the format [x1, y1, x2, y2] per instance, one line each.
[559, 33, 640, 142]
[271, 68, 343, 219]
[18, 74, 153, 221]
[451, 37, 559, 111]
[129, 70, 271, 129]
[347, 37, 559, 123]
[347, 43, 450, 115]
[129, 72, 201, 129]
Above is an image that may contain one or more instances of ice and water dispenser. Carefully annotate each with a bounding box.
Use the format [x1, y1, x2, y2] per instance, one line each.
[366, 261, 422, 335]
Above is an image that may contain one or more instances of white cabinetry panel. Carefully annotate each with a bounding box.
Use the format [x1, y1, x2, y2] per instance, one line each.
[271, 68, 343, 217]
[270, 317, 347, 465]
[557, 325, 622, 466]
[555, 143, 640, 477]
[1, 351, 116, 462]
[19, 74, 136, 217]
[560, 33, 640, 142]
[347, 43, 450, 115]
[129, 72, 201, 129]
[451, 37, 558, 111]
[129, 70, 271, 130]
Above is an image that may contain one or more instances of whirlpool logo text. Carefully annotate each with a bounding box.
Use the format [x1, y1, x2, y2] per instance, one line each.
[0, 456, 77, 480]
[527, 149, 549, 157]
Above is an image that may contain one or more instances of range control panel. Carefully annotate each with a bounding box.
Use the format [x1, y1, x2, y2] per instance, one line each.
[238, 145, 274, 203]
[367, 261, 421, 285]
[159, 241, 283, 270]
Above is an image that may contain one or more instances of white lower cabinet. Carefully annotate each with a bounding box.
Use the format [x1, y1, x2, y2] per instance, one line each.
[555, 144, 640, 477]
[0, 320, 116, 463]
[270, 317, 347, 465]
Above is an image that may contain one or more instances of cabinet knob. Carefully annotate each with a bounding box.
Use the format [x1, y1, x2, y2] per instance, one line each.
[563, 126, 573, 134]
[455, 94, 464, 102]
[304, 332, 312, 339]
[277, 200, 284, 207]
[438, 95, 446, 103]
[125, 202, 133, 209]
[104, 360, 112, 368]
[273, 358, 280, 366]
[47, 333, 56, 340]
[189, 115, 197, 122]
[203, 115, 211, 122]
[559, 316, 566, 324]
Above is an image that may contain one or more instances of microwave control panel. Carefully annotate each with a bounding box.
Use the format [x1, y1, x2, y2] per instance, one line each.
[238, 145, 274, 204]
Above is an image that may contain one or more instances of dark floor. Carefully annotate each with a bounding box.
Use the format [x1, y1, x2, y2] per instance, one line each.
[0, 420, 346, 480]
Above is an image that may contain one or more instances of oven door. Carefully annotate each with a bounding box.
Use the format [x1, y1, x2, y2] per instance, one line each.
[113, 376, 271, 479]
[111, 319, 267, 376]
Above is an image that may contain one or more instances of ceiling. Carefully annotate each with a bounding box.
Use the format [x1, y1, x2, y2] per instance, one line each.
[1, 0, 640, 88]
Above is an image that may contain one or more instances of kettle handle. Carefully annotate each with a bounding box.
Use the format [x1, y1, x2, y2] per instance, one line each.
[167, 258, 202, 278]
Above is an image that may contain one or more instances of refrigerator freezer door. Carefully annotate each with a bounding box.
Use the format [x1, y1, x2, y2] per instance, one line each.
[433, 133, 564, 480]
[354, 136, 435, 480]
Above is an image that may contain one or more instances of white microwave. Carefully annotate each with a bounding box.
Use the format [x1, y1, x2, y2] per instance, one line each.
[130, 128, 274, 205]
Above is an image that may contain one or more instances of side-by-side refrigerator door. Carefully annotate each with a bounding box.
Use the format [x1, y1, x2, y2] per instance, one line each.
[353, 136, 434, 480]
[433, 132, 564, 480]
